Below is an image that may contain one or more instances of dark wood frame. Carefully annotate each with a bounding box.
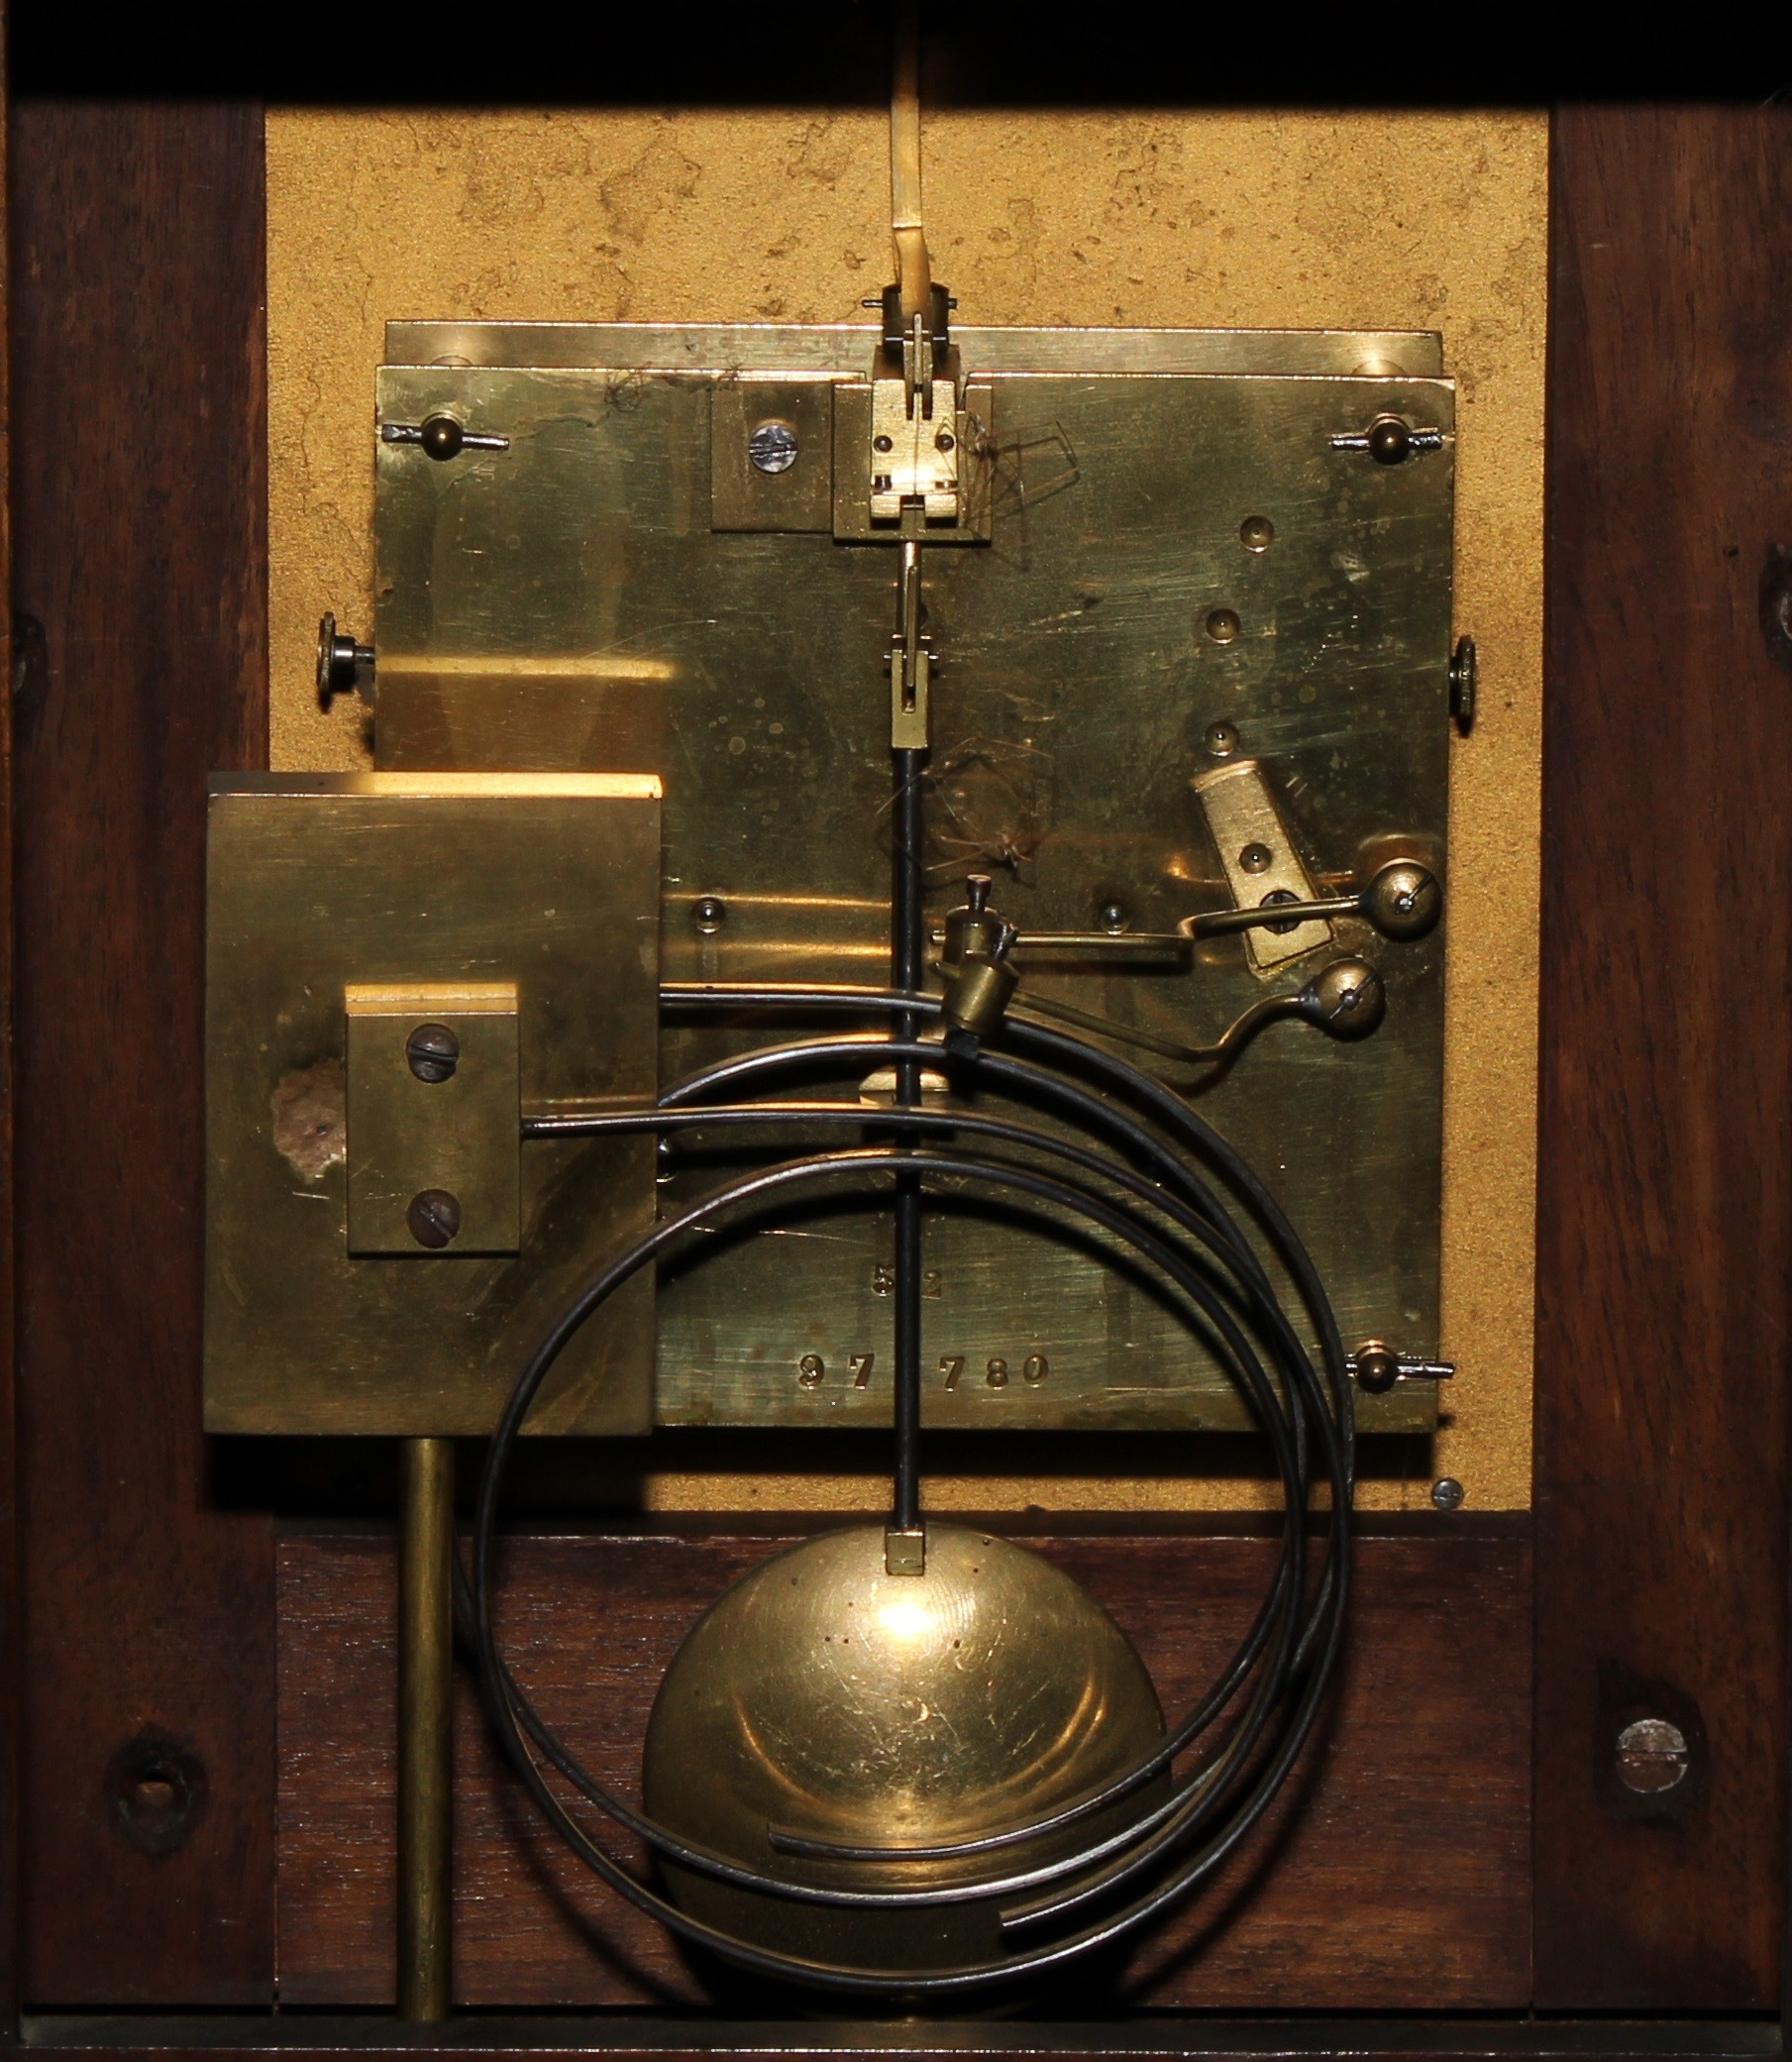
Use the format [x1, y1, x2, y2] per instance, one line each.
[5, 94, 1791, 2057]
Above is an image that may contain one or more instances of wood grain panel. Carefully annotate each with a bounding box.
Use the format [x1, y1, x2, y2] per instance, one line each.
[1533, 106, 1792, 2009]
[11, 2014, 1782, 2062]
[10, 102, 274, 2005]
[277, 1530, 1529, 2010]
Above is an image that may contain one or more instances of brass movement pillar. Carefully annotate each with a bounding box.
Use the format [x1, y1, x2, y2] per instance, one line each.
[397, 1436, 454, 2019]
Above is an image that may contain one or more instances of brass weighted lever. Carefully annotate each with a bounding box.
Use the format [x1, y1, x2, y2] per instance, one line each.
[1012, 956, 1386, 1071]
[1183, 858, 1442, 944]
[929, 874, 1387, 1076]
[932, 860, 1443, 967]
[397, 1437, 454, 2020]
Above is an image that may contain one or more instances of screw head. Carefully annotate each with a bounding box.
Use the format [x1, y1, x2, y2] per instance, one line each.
[418, 414, 466, 462]
[748, 419, 799, 476]
[1204, 721, 1240, 759]
[316, 611, 341, 701]
[691, 895, 727, 935]
[1431, 1475, 1465, 1511]
[1363, 859, 1442, 941]
[405, 1023, 460, 1084]
[316, 613, 370, 708]
[1367, 416, 1413, 467]
[106, 1727, 208, 1858]
[1239, 514, 1275, 552]
[1260, 887, 1304, 936]
[935, 429, 956, 453]
[1449, 635, 1478, 734]
[1205, 608, 1241, 645]
[406, 1189, 463, 1249]
[1239, 842, 1273, 876]
[1353, 1341, 1400, 1394]
[1616, 1717, 1689, 1794]
[1301, 956, 1386, 1037]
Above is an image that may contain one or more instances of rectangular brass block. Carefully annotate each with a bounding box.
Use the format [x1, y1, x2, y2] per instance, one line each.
[345, 984, 520, 1256]
[204, 772, 662, 1438]
[830, 378, 995, 542]
[709, 378, 835, 533]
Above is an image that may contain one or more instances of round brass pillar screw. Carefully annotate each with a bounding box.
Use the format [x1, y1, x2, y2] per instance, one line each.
[398, 1437, 455, 2020]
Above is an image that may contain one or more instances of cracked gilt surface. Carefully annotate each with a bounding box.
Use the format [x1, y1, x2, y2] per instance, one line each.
[267, 110, 1545, 1508]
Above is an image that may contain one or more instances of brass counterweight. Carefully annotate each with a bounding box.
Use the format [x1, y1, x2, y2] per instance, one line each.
[641, 1523, 1163, 1974]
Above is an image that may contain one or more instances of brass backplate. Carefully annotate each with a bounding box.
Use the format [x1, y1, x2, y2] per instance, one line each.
[345, 983, 520, 1255]
[204, 773, 661, 1437]
[371, 325, 1452, 1435]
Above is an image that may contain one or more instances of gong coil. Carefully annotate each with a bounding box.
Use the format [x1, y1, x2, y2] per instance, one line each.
[469, 990, 1354, 1997]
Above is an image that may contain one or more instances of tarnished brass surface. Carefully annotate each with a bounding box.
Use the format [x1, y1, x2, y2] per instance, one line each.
[641, 1523, 1163, 1971]
[372, 326, 1451, 1435]
[203, 772, 661, 1437]
[345, 983, 520, 1256]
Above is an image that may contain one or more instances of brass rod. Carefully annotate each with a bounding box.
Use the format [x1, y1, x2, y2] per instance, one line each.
[397, 1435, 454, 2020]
[890, 4, 929, 323]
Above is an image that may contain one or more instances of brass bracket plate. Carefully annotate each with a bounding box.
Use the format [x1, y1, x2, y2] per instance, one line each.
[204, 772, 661, 1437]
[1190, 759, 1333, 973]
[344, 983, 520, 1255]
[830, 380, 995, 542]
[710, 378, 835, 534]
[371, 325, 1454, 1435]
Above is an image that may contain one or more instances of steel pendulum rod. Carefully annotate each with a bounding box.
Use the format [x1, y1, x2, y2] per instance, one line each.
[397, 1435, 454, 2019]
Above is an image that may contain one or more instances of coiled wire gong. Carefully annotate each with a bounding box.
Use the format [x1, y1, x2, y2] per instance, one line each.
[468, 982, 1354, 1996]
[465, 148, 1354, 1974]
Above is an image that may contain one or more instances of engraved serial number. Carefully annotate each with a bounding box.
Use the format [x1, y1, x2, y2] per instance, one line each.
[793, 1352, 1049, 1391]
[872, 1264, 942, 1299]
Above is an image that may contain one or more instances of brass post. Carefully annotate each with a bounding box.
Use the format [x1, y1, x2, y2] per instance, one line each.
[889, 2, 929, 327]
[397, 1435, 454, 2019]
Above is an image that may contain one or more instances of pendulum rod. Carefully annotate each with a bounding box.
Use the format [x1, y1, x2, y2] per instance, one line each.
[891, 542, 926, 1551]
[397, 1435, 455, 2019]
[884, 2, 933, 1570]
